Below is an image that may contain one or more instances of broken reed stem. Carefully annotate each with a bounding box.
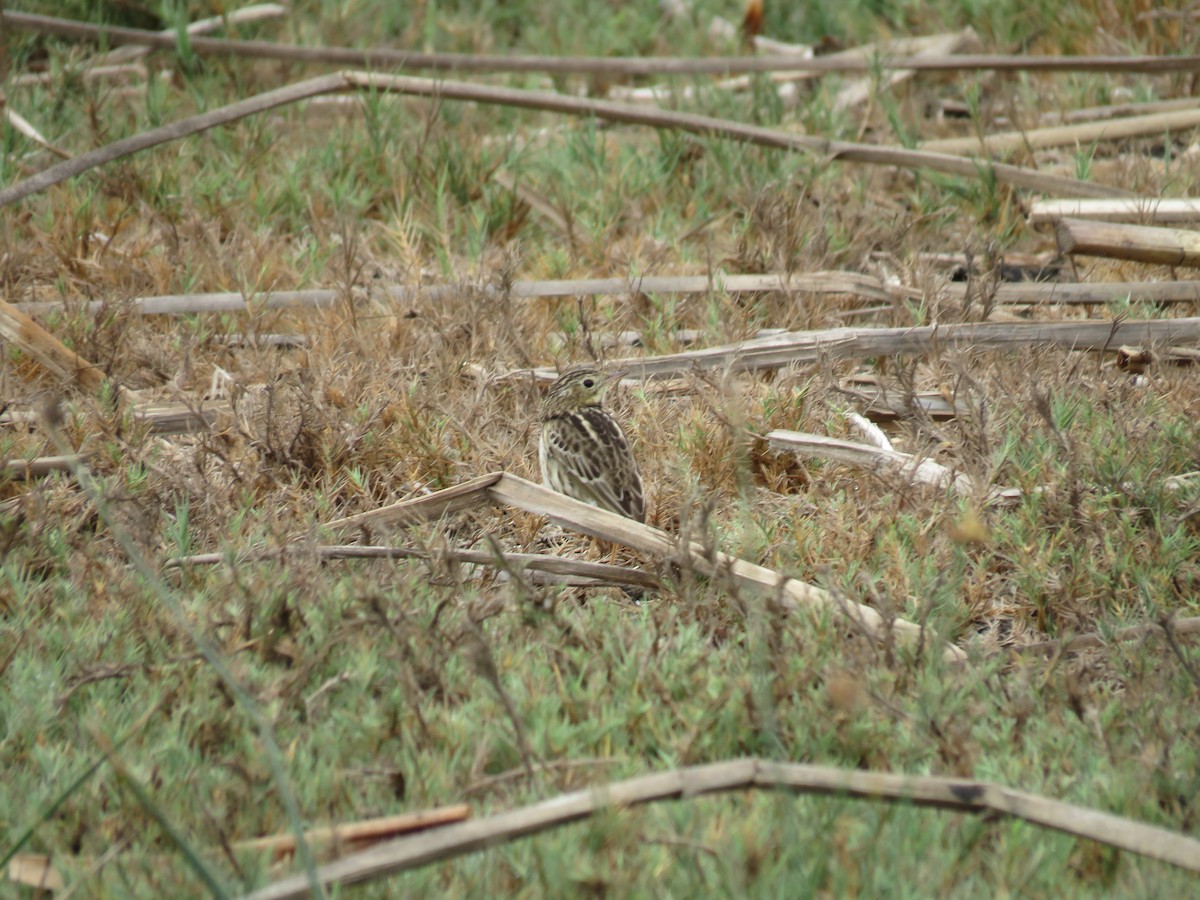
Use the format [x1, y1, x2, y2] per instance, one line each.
[596, 317, 1200, 379]
[166, 543, 661, 591]
[301, 472, 960, 658]
[0, 71, 1126, 209]
[3, 454, 90, 480]
[833, 30, 974, 111]
[236, 806, 472, 860]
[13, 271, 911, 316]
[1056, 218, 1200, 267]
[921, 107, 1200, 156]
[245, 757, 1200, 899]
[8, 12, 1200, 76]
[0, 297, 108, 393]
[15, 277, 1200, 320]
[768, 430, 979, 498]
[1028, 199, 1200, 225]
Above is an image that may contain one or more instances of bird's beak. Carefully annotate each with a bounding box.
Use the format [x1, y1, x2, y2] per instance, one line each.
[605, 367, 632, 385]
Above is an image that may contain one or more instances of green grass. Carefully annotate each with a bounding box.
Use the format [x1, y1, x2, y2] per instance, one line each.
[3, 0, 1200, 896]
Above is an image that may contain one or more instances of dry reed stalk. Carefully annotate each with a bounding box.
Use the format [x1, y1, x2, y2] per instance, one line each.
[321, 473, 963, 659]
[768, 430, 977, 496]
[939, 280, 1200, 305]
[8, 12, 1200, 76]
[585, 317, 1200, 379]
[1029, 199, 1200, 225]
[167, 544, 661, 591]
[921, 107, 1200, 156]
[3, 454, 90, 480]
[0, 297, 109, 393]
[0, 71, 1129, 209]
[90, 2, 287, 67]
[1056, 218, 1200, 267]
[235, 805, 471, 861]
[834, 30, 977, 111]
[245, 757, 1200, 899]
[13, 271, 913, 317]
[609, 30, 975, 105]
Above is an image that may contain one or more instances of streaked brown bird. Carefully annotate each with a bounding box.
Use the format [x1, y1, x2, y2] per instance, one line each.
[539, 367, 645, 522]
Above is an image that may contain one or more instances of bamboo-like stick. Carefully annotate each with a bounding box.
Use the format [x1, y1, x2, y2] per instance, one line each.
[586, 317, 1200, 379]
[8, 12, 1200, 76]
[834, 31, 976, 111]
[15, 277, 1200, 319]
[768, 430, 975, 496]
[939, 280, 1200, 305]
[921, 107, 1200, 156]
[3, 454, 89, 480]
[234, 805, 471, 861]
[166, 544, 661, 591]
[13, 271, 913, 317]
[610, 31, 973, 105]
[320, 473, 503, 537]
[0, 71, 1129, 209]
[308, 472, 957, 657]
[91, 3, 287, 67]
[1056, 218, 1200, 267]
[486, 475, 960, 657]
[1028, 198, 1200, 225]
[245, 758, 1200, 899]
[0, 297, 108, 393]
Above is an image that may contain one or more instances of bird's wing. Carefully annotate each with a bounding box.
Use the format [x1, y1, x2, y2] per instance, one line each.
[545, 409, 645, 521]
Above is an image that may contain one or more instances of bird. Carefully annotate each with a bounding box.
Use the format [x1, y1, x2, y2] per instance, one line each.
[539, 366, 645, 522]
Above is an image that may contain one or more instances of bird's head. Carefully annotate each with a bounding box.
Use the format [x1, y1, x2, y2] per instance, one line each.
[542, 367, 623, 416]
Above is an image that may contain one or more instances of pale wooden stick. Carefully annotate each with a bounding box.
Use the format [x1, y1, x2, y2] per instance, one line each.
[345, 73, 1125, 199]
[1, 399, 222, 434]
[550, 327, 786, 351]
[4, 107, 71, 158]
[130, 400, 221, 434]
[17, 277, 1200, 319]
[0, 297, 108, 393]
[93, 3, 288, 66]
[609, 31, 964, 104]
[166, 543, 661, 590]
[6, 854, 64, 891]
[1056, 218, 1200, 267]
[9, 12, 1200, 76]
[8, 62, 147, 88]
[3, 454, 89, 479]
[1027, 97, 1200, 127]
[1028, 198, 1200, 225]
[939, 280, 1200, 305]
[922, 107, 1200, 156]
[0, 70, 1127, 208]
[321, 473, 503, 536]
[834, 31, 976, 111]
[769, 429, 976, 496]
[13, 271, 913, 317]
[235, 805, 471, 861]
[839, 384, 968, 419]
[309, 473, 957, 657]
[587, 317, 1200, 379]
[245, 757, 1200, 899]
[486, 475, 961, 658]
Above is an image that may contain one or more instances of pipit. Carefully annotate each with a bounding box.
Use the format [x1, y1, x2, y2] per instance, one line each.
[539, 367, 645, 522]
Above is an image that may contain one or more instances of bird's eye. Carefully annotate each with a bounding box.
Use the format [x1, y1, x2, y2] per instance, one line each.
[583, 378, 595, 388]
